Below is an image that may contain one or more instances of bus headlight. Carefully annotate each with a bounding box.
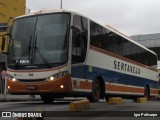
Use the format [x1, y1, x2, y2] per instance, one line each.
[48, 71, 69, 81]
[12, 78, 16, 82]
[49, 76, 55, 81]
[7, 75, 17, 82]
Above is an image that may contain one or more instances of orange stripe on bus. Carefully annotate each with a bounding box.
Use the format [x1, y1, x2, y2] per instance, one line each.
[73, 79, 158, 95]
[150, 89, 159, 94]
[106, 84, 144, 93]
[72, 80, 92, 90]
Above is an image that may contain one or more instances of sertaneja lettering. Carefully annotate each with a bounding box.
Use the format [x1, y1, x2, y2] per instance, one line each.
[114, 60, 140, 75]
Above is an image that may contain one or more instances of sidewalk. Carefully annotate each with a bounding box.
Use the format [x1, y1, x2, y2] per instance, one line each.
[0, 93, 41, 102]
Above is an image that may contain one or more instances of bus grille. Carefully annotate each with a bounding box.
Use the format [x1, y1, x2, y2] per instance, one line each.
[18, 79, 46, 82]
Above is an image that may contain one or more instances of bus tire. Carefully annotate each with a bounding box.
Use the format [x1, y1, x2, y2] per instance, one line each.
[40, 94, 55, 104]
[133, 97, 138, 102]
[105, 96, 109, 102]
[88, 79, 101, 102]
[144, 85, 150, 99]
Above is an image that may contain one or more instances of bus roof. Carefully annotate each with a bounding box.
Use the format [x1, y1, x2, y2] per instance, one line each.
[15, 9, 157, 56]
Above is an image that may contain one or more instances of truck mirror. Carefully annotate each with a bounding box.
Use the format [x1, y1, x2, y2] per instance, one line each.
[1, 36, 6, 51]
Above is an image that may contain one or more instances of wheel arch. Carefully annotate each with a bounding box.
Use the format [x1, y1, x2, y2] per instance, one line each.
[95, 76, 105, 99]
[145, 83, 150, 98]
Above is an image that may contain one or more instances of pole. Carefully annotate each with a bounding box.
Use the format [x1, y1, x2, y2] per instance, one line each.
[0, 77, 2, 94]
[61, 0, 62, 9]
[3, 75, 7, 99]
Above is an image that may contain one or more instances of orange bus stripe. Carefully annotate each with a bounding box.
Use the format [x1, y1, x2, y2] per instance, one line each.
[73, 79, 158, 95]
[151, 89, 159, 94]
[106, 84, 145, 93]
[72, 80, 92, 90]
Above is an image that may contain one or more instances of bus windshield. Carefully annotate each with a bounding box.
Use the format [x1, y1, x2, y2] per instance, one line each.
[8, 13, 70, 68]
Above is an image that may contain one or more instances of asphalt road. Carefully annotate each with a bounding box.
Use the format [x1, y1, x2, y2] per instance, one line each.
[0, 98, 160, 120]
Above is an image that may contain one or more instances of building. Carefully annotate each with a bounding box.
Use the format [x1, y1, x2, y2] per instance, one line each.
[131, 33, 160, 69]
[0, 0, 26, 68]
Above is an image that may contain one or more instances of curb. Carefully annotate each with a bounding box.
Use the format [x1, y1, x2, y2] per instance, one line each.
[69, 99, 90, 111]
[0, 98, 41, 102]
[136, 97, 147, 103]
[108, 97, 123, 104]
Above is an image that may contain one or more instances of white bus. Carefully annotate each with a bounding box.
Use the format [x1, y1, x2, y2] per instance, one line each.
[1, 9, 159, 103]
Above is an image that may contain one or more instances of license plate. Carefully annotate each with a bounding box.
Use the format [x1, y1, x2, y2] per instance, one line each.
[26, 85, 37, 90]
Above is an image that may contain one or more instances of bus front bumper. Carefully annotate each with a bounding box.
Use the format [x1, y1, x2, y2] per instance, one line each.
[7, 74, 72, 94]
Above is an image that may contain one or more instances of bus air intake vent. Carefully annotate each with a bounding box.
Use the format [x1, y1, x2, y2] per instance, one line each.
[18, 79, 46, 82]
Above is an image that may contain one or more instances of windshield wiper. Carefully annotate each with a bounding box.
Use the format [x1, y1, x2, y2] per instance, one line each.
[34, 35, 52, 68]
[35, 47, 52, 68]
[14, 35, 32, 69]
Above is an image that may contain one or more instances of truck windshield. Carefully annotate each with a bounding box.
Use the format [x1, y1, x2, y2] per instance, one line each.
[8, 13, 70, 68]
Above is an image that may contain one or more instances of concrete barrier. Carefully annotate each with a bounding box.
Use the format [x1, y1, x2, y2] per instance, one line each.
[136, 97, 147, 103]
[69, 99, 90, 111]
[108, 97, 123, 104]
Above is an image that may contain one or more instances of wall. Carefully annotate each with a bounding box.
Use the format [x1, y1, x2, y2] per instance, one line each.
[0, 0, 26, 62]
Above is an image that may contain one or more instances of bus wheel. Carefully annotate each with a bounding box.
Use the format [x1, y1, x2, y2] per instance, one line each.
[40, 94, 55, 104]
[133, 97, 138, 102]
[105, 96, 109, 102]
[144, 86, 150, 99]
[88, 79, 101, 102]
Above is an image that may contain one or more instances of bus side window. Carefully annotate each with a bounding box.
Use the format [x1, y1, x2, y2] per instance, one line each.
[72, 15, 88, 64]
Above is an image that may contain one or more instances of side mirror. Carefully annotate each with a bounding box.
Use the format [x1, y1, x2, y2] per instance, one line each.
[1, 36, 6, 51]
[1, 33, 10, 54]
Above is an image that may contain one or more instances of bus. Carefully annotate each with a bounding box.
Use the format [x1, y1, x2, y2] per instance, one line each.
[1, 9, 159, 103]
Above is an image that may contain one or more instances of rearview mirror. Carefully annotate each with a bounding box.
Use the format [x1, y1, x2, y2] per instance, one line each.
[1, 36, 6, 51]
[1, 33, 10, 54]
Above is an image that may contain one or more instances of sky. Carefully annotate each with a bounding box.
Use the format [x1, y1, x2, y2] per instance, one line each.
[26, 0, 160, 36]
